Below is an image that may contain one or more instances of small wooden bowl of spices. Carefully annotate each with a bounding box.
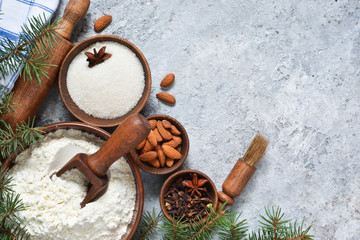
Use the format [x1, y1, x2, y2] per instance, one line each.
[160, 134, 269, 223]
[59, 35, 151, 127]
[127, 114, 189, 175]
[160, 169, 218, 222]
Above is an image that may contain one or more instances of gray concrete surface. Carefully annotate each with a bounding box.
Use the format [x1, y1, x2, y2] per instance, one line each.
[37, 0, 360, 238]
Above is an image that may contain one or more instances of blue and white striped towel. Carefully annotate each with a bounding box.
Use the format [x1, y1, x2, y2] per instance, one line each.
[0, 0, 59, 93]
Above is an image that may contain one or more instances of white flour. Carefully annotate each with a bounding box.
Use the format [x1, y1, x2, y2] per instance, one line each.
[67, 41, 145, 119]
[9, 129, 136, 240]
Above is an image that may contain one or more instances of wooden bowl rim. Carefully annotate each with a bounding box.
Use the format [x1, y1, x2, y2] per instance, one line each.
[159, 169, 218, 222]
[58, 35, 151, 127]
[5, 122, 143, 240]
[128, 114, 189, 175]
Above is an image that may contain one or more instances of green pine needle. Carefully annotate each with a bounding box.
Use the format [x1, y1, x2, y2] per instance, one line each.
[161, 215, 188, 240]
[0, 169, 13, 195]
[259, 206, 290, 236]
[0, 90, 18, 115]
[0, 13, 61, 85]
[187, 205, 227, 240]
[133, 208, 163, 240]
[0, 10, 58, 240]
[0, 117, 43, 159]
[0, 169, 30, 240]
[282, 220, 314, 240]
[216, 212, 248, 240]
[134, 206, 313, 240]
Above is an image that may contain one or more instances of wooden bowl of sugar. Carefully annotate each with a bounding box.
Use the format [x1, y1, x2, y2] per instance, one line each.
[59, 35, 151, 127]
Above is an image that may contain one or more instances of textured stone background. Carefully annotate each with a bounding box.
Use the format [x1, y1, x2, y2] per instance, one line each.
[37, 0, 360, 239]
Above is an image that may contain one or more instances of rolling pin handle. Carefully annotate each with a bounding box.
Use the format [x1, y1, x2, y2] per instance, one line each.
[55, 0, 91, 40]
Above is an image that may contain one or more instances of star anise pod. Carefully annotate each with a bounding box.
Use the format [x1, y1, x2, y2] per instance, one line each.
[84, 46, 112, 68]
[182, 173, 208, 196]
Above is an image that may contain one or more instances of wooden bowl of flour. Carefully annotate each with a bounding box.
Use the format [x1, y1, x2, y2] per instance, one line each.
[2, 122, 144, 240]
[59, 35, 151, 127]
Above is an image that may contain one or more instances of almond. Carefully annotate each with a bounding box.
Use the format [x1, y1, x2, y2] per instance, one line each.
[148, 159, 160, 168]
[160, 73, 175, 87]
[139, 151, 157, 162]
[156, 145, 166, 167]
[162, 144, 182, 159]
[153, 128, 163, 142]
[94, 15, 112, 32]
[170, 125, 181, 135]
[165, 157, 174, 167]
[141, 140, 153, 153]
[156, 92, 176, 105]
[157, 120, 172, 140]
[172, 136, 182, 145]
[163, 140, 179, 148]
[162, 120, 172, 129]
[149, 120, 157, 130]
[147, 130, 157, 147]
[136, 139, 146, 150]
[176, 145, 182, 152]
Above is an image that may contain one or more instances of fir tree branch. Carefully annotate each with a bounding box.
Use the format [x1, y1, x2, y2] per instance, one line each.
[132, 209, 163, 240]
[187, 205, 228, 240]
[0, 221, 30, 240]
[0, 169, 13, 194]
[161, 215, 187, 240]
[0, 117, 43, 159]
[279, 220, 313, 240]
[0, 191, 25, 223]
[248, 229, 269, 240]
[135, 206, 313, 240]
[0, 13, 61, 84]
[0, 225, 17, 240]
[0, 11, 58, 240]
[216, 212, 248, 240]
[0, 91, 18, 115]
[259, 207, 290, 238]
[0, 169, 30, 240]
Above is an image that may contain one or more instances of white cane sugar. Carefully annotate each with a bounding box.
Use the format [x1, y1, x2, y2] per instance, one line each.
[67, 41, 145, 119]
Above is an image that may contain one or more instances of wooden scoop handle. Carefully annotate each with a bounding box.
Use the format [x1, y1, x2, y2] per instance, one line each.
[217, 158, 256, 206]
[55, 0, 90, 40]
[87, 114, 151, 177]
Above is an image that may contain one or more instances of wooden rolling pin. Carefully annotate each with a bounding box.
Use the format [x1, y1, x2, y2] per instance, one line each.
[217, 134, 269, 206]
[0, 0, 90, 129]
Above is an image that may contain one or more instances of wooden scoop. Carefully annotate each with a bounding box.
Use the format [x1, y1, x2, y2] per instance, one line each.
[55, 114, 151, 208]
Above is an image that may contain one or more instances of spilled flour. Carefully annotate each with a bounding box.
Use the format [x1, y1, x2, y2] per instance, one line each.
[9, 129, 136, 240]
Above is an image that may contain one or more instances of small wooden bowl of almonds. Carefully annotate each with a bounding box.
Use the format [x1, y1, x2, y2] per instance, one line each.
[127, 114, 189, 175]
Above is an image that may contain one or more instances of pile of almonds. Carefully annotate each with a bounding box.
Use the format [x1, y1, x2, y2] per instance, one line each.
[136, 119, 183, 168]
